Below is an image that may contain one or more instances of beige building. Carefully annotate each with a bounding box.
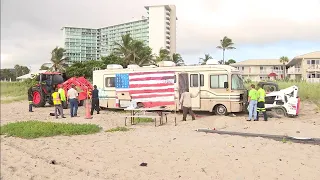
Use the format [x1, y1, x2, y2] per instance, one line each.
[287, 51, 320, 83]
[231, 51, 320, 83]
[231, 59, 285, 81]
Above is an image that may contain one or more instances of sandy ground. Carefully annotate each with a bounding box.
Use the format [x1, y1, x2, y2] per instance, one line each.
[1, 101, 320, 180]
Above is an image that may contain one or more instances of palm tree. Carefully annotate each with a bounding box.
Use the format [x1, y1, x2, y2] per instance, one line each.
[172, 53, 184, 66]
[50, 47, 67, 72]
[114, 34, 154, 66]
[114, 34, 135, 66]
[199, 54, 212, 65]
[279, 56, 289, 79]
[216, 36, 236, 64]
[225, 59, 236, 65]
[155, 48, 171, 63]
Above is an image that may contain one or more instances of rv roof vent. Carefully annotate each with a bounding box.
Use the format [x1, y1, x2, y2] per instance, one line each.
[206, 59, 219, 65]
[107, 64, 123, 69]
[157, 61, 176, 67]
[127, 64, 140, 69]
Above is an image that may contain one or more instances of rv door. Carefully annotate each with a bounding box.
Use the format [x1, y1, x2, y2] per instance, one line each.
[189, 73, 201, 108]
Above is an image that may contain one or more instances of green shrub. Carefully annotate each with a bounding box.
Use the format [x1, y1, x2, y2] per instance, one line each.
[0, 121, 101, 139]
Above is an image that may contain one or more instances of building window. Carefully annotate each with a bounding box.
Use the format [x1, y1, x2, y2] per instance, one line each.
[210, 75, 228, 88]
[105, 77, 115, 87]
[190, 74, 199, 87]
[200, 74, 204, 87]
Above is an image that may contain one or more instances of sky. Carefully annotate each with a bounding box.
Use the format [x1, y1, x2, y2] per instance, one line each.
[1, 0, 320, 71]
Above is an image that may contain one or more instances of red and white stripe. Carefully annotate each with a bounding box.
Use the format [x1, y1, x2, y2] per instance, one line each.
[116, 71, 175, 108]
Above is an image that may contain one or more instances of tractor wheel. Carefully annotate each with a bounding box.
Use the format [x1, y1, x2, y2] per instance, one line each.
[32, 89, 46, 107]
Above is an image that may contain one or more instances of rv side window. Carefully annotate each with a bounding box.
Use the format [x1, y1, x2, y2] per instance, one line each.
[190, 74, 199, 87]
[105, 77, 115, 87]
[200, 74, 204, 87]
[210, 75, 228, 88]
[174, 75, 176, 83]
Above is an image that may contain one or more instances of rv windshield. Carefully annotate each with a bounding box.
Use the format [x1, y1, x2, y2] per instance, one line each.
[231, 74, 245, 90]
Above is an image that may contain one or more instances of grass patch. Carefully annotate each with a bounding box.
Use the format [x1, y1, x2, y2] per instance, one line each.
[136, 117, 154, 123]
[0, 121, 101, 139]
[0, 95, 26, 104]
[105, 126, 130, 132]
[0, 82, 30, 97]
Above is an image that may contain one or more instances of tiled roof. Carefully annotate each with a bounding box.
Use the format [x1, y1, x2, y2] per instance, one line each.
[293, 51, 320, 59]
[231, 59, 283, 66]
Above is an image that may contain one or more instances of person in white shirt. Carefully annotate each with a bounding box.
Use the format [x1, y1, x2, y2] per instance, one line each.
[179, 89, 200, 121]
[67, 84, 79, 117]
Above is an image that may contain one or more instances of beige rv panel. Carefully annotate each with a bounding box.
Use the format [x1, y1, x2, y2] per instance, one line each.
[92, 65, 246, 113]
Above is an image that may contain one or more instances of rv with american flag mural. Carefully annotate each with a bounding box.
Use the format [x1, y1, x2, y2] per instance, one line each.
[92, 61, 247, 115]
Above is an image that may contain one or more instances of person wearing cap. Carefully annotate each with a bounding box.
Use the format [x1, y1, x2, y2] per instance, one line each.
[67, 84, 79, 117]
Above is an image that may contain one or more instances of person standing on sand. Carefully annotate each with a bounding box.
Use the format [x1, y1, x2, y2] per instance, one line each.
[247, 84, 258, 121]
[52, 87, 66, 119]
[67, 84, 79, 117]
[179, 89, 200, 121]
[28, 87, 33, 112]
[91, 85, 100, 115]
[57, 84, 66, 108]
[256, 85, 268, 121]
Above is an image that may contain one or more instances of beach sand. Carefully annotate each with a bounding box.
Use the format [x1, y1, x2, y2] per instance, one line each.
[1, 101, 320, 180]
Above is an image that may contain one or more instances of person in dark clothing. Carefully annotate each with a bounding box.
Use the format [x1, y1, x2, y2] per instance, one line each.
[27, 87, 33, 112]
[91, 85, 100, 115]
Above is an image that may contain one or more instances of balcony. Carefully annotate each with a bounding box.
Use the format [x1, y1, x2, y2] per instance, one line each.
[306, 78, 320, 83]
[260, 70, 284, 75]
[307, 65, 320, 71]
[287, 68, 301, 74]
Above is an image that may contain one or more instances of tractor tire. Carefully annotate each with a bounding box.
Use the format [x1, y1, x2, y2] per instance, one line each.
[32, 89, 46, 107]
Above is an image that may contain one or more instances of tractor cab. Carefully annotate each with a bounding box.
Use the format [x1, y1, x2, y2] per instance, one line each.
[257, 81, 279, 93]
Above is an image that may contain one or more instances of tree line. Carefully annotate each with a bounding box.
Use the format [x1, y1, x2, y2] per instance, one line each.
[0, 65, 31, 81]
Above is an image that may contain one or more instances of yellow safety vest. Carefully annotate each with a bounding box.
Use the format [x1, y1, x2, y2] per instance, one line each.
[58, 88, 66, 101]
[52, 92, 61, 105]
[258, 88, 266, 102]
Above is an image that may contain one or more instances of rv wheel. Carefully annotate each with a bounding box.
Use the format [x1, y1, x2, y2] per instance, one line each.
[214, 104, 227, 116]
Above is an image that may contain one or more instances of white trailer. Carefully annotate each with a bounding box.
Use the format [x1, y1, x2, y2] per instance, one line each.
[92, 61, 247, 115]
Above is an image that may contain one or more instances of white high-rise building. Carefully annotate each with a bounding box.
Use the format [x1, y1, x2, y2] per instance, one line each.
[145, 5, 177, 56]
[62, 5, 177, 63]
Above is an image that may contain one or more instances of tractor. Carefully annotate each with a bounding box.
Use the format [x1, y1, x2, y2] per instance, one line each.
[30, 72, 93, 108]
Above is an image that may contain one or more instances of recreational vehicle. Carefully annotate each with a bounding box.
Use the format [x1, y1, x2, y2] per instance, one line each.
[92, 61, 247, 115]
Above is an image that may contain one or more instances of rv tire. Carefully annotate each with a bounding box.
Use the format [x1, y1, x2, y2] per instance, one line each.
[214, 104, 227, 116]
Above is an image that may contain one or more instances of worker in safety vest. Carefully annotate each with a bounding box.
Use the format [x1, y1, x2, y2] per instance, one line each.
[52, 87, 66, 119]
[28, 87, 33, 112]
[256, 85, 268, 121]
[247, 84, 258, 121]
[57, 84, 66, 108]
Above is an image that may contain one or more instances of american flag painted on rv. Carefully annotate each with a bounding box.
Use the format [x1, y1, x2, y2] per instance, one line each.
[115, 71, 175, 108]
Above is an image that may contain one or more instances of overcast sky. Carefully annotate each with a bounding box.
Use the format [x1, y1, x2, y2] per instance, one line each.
[1, 0, 320, 71]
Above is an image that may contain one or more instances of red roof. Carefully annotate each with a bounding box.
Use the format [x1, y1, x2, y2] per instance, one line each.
[268, 72, 277, 77]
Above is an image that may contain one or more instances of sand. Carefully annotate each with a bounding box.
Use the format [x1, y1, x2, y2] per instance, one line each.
[1, 101, 320, 180]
